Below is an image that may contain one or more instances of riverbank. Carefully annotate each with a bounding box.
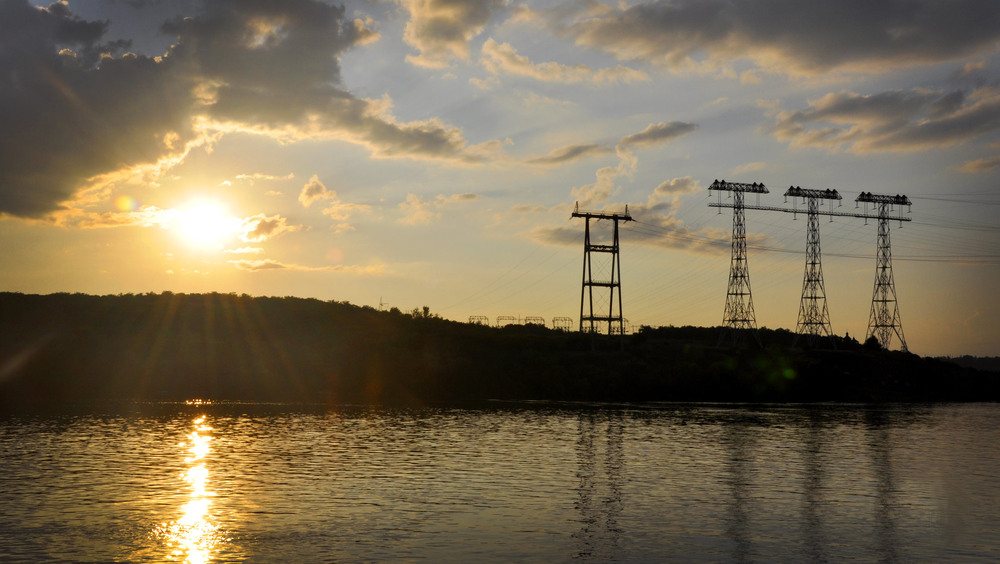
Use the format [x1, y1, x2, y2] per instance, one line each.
[1, 292, 996, 405]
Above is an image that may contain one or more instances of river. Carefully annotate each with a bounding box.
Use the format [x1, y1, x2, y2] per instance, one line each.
[1, 402, 996, 562]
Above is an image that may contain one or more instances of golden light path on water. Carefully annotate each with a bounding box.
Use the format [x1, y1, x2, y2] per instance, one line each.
[157, 408, 224, 563]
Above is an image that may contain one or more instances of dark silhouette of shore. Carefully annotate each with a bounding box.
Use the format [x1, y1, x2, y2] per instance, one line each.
[1, 292, 996, 406]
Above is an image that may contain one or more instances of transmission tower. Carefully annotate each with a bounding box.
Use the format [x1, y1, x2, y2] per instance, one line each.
[572, 202, 632, 335]
[786, 186, 841, 345]
[552, 316, 574, 331]
[708, 179, 768, 345]
[857, 192, 911, 352]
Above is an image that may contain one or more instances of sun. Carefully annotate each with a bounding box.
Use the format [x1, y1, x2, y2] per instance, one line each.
[172, 199, 241, 250]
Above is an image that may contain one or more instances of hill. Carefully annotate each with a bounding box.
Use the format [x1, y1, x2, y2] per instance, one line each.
[1, 292, 997, 406]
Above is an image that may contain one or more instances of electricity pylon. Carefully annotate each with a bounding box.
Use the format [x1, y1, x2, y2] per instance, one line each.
[857, 192, 911, 352]
[786, 186, 842, 346]
[572, 202, 632, 335]
[708, 179, 768, 346]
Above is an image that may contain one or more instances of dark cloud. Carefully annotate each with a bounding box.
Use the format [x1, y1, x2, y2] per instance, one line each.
[0, 0, 194, 218]
[0, 0, 487, 220]
[163, 0, 487, 161]
[532, 211, 732, 254]
[771, 87, 1000, 153]
[532, 0, 1000, 75]
[618, 121, 697, 149]
[525, 143, 609, 165]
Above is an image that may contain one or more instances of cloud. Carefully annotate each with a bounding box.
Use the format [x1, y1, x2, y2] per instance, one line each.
[74, 205, 177, 229]
[525, 0, 1000, 76]
[229, 258, 386, 273]
[770, 87, 1000, 153]
[398, 0, 506, 68]
[238, 213, 298, 242]
[530, 213, 732, 254]
[0, 1, 197, 218]
[236, 172, 295, 184]
[0, 0, 495, 220]
[621, 213, 734, 254]
[323, 200, 372, 234]
[568, 122, 697, 209]
[228, 259, 287, 271]
[544, 174, 749, 253]
[525, 143, 610, 166]
[296, 174, 372, 232]
[586, 175, 704, 231]
[571, 164, 625, 209]
[298, 174, 333, 207]
[225, 246, 264, 254]
[733, 162, 767, 175]
[958, 155, 1000, 173]
[398, 192, 478, 225]
[479, 38, 648, 85]
[651, 176, 699, 197]
[618, 122, 698, 150]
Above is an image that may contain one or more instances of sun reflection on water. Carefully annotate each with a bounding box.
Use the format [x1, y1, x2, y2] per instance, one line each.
[157, 415, 224, 563]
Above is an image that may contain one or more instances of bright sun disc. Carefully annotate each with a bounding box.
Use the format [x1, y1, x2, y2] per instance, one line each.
[173, 200, 239, 250]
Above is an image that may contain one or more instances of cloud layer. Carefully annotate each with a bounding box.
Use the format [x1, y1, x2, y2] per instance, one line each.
[771, 87, 1000, 153]
[0, 0, 493, 220]
[526, 0, 1000, 76]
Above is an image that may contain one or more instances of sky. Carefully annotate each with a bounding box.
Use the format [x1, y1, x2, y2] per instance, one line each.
[1, 0, 999, 357]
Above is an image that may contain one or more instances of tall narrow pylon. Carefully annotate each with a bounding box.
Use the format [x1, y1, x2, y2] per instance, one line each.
[786, 186, 841, 345]
[856, 192, 911, 352]
[572, 202, 632, 335]
[709, 179, 768, 346]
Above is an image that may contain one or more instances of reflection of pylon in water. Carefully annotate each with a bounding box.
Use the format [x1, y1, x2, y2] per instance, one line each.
[709, 180, 768, 346]
[857, 192, 911, 352]
[571, 202, 632, 335]
[786, 186, 841, 346]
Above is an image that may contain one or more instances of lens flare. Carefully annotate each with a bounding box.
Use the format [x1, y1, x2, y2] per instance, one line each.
[114, 195, 139, 212]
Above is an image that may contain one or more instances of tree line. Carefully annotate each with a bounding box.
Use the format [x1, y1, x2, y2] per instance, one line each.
[0, 292, 996, 406]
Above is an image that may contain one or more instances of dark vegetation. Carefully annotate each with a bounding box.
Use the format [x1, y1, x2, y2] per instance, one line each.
[1, 292, 997, 406]
[939, 355, 1000, 373]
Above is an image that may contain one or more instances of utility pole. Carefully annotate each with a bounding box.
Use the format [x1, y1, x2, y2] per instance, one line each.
[708, 179, 768, 346]
[572, 202, 632, 335]
[857, 192, 911, 352]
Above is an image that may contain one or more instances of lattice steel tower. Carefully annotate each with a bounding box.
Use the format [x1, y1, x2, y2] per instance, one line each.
[857, 192, 911, 352]
[709, 180, 768, 344]
[786, 186, 841, 344]
[572, 202, 632, 335]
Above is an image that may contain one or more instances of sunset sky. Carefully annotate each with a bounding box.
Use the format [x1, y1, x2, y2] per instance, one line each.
[2, 0, 999, 357]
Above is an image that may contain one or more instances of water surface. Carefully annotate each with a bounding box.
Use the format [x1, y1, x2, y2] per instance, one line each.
[1, 402, 996, 562]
